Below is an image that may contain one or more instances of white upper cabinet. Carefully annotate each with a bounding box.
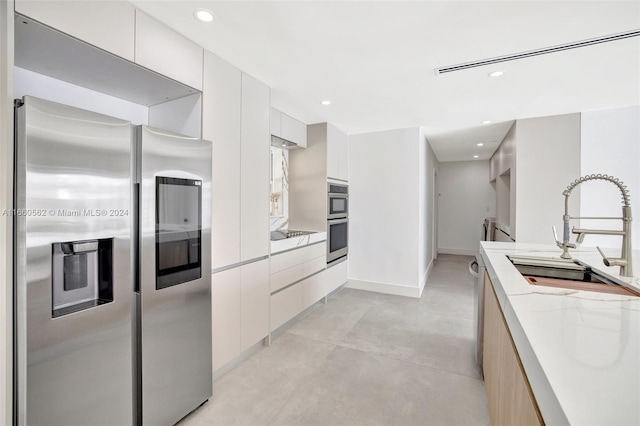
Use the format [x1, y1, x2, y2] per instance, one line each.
[135, 11, 203, 90]
[203, 52, 242, 269]
[15, 0, 135, 61]
[270, 107, 307, 148]
[326, 123, 349, 181]
[270, 107, 282, 137]
[240, 73, 270, 261]
[281, 113, 307, 148]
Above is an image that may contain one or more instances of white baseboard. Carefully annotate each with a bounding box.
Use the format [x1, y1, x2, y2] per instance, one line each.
[438, 248, 477, 256]
[346, 278, 422, 298]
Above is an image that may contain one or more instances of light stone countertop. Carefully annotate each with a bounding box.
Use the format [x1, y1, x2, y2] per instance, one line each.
[480, 241, 640, 426]
[270, 231, 327, 255]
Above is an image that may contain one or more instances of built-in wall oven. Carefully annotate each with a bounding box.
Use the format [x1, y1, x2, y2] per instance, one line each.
[327, 182, 348, 263]
[328, 182, 348, 219]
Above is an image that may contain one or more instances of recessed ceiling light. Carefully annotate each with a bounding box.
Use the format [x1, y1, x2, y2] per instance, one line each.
[477, 143, 484, 147]
[321, 100, 331, 106]
[194, 8, 215, 23]
[481, 120, 492, 125]
[488, 71, 504, 78]
[473, 155, 479, 159]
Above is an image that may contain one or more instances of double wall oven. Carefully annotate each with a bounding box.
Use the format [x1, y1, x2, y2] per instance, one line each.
[327, 182, 348, 263]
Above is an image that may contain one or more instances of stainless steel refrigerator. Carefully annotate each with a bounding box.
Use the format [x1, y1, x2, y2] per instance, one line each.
[14, 96, 212, 426]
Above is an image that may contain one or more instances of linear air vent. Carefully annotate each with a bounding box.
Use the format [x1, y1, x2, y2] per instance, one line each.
[434, 29, 640, 75]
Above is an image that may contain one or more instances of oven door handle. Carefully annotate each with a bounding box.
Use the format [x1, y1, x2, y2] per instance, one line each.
[328, 218, 348, 225]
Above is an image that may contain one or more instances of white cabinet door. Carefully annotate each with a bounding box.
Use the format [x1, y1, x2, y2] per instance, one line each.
[240, 73, 270, 261]
[281, 113, 307, 148]
[212, 268, 241, 372]
[302, 270, 326, 310]
[16, 0, 135, 61]
[203, 52, 241, 269]
[270, 285, 302, 332]
[326, 124, 341, 180]
[326, 260, 348, 294]
[270, 107, 281, 137]
[240, 259, 269, 351]
[135, 11, 203, 90]
[327, 124, 349, 181]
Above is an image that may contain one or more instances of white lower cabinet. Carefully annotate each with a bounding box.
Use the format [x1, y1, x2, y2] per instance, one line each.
[269, 242, 327, 331]
[326, 259, 348, 294]
[211, 267, 241, 372]
[302, 271, 326, 310]
[240, 259, 269, 351]
[270, 285, 302, 332]
[212, 258, 269, 372]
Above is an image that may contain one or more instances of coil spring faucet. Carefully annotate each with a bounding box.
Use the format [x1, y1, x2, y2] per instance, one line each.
[552, 174, 633, 277]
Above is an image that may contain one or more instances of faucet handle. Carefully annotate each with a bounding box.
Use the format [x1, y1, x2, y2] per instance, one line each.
[596, 246, 626, 268]
[553, 226, 575, 249]
[552, 226, 562, 248]
[596, 246, 611, 266]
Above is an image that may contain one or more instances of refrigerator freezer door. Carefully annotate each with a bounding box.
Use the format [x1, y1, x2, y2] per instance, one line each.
[14, 96, 133, 426]
[137, 125, 212, 425]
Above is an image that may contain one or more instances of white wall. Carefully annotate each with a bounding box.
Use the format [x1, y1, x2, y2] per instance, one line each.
[0, 1, 13, 422]
[419, 133, 438, 281]
[437, 160, 496, 254]
[515, 113, 581, 244]
[580, 106, 640, 250]
[348, 127, 426, 297]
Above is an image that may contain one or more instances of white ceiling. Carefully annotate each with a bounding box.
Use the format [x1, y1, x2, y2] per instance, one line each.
[130, 1, 640, 162]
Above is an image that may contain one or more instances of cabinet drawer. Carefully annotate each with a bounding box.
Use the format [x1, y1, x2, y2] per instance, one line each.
[302, 256, 326, 277]
[270, 285, 302, 331]
[302, 242, 326, 261]
[302, 271, 326, 310]
[270, 264, 303, 293]
[326, 260, 348, 294]
[270, 249, 303, 274]
[271, 242, 326, 274]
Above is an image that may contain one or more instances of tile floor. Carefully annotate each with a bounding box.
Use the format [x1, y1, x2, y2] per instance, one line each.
[179, 254, 490, 425]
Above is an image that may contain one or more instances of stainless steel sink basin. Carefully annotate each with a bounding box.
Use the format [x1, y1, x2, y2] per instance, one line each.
[507, 255, 640, 297]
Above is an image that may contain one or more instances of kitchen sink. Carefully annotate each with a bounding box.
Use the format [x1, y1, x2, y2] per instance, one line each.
[507, 255, 640, 297]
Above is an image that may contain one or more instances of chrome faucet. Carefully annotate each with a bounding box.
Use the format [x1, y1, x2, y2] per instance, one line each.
[552, 174, 633, 277]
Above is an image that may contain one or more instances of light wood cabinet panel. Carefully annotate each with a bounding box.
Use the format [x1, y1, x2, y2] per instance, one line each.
[240, 73, 270, 261]
[16, 0, 135, 61]
[211, 268, 241, 372]
[483, 273, 543, 426]
[135, 10, 203, 90]
[270, 285, 302, 332]
[240, 259, 269, 351]
[203, 52, 242, 269]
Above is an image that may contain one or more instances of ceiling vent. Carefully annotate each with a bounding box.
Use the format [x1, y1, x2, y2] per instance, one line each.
[434, 29, 640, 75]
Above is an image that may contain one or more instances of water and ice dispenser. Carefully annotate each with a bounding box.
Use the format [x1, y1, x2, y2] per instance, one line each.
[51, 238, 114, 317]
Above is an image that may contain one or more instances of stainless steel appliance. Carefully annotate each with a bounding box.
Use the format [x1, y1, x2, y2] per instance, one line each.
[327, 183, 348, 263]
[482, 217, 496, 241]
[327, 182, 348, 219]
[135, 126, 212, 426]
[14, 96, 134, 426]
[14, 96, 212, 426]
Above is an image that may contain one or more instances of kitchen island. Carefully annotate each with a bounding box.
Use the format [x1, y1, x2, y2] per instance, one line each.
[480, 241, 640, 425]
